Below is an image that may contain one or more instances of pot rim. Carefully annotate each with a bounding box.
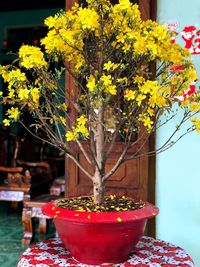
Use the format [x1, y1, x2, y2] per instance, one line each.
[42, 197, 159, 223]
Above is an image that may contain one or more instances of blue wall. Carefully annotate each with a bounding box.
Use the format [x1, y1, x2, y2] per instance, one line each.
[156, 0, 200, 266]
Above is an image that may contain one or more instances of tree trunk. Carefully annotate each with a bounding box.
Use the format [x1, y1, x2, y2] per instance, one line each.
[93, 168, 105, 204]
[93, 106, 105, 204]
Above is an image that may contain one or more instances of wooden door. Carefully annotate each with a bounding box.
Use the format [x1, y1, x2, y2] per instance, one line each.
[65, 0, 156, 206]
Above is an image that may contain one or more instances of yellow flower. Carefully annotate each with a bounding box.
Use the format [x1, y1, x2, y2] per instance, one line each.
[117, 77, 128, 85]
[7, 69, 26, 83]
[18, 88, 29, 100]
[116, 33, 126, 44]
[44, 16, 56, 28]
[134, 76, 145, 85]
[60, 116, 66, 126]
[136, 94, 146, 106]
[124, 89, 136, 101]
[149, 94, 166, 108]
[139, 114, 154, 132]
[107, 85, 117, 95]
[77, 115, 87, 125]
[19, 45, 47, 69]
[30, 87, 40, 107]
[139, 80, 160, 94]
[147, 107, 154, 117]
[134, 38, 147, 54]
[8, 89, 15, 99]
[190, 102, 200, 112]
[6, 107, 20, 121]
[66, 131, 76, 141]
[191, 117, 200, 133]
[103, 61, 118, 71]
[77, 8, 99, 31]
[3, 119, 10, 126]
[101, 75, 112, 87]
[114, 0, 132, 11]
[86, 75, 96, 92]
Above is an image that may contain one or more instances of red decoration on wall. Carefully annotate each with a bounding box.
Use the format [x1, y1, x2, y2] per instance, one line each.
[166, 22, 179, 44]
[181, 26, 196, 53]
[166, 23, 200, 54]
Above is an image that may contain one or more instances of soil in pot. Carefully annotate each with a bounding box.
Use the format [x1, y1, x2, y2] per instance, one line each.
[56, 195, 145, 212]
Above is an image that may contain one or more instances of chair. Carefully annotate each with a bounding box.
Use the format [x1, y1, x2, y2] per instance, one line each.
[22, 192, 62, 245]
[0, 166, 32, 202]
[0, 131, 53, 203]
[21, 176, 65, 245]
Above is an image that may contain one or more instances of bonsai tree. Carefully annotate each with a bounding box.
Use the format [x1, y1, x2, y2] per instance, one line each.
[0, 0, 200, 206]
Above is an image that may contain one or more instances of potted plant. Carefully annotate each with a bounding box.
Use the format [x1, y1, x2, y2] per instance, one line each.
[0, 0, 199, 264]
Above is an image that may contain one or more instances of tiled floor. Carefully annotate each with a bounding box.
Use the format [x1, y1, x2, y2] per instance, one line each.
[0, 201, 56, 267]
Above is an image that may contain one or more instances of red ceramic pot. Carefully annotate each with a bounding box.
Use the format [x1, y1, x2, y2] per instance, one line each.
[42, 199, 159, 265]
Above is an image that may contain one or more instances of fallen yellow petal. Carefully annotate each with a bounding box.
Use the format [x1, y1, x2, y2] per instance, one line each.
[117, 217, 122, 222]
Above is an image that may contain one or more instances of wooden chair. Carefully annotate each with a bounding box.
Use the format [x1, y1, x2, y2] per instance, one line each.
[22, 193, 61, 245]
[22, 176, 65, 245]
[0, 166, 32, 202]
[0, 131, 53, 203]
[0, 129, 65, 244]
[16, 159, 53, 198]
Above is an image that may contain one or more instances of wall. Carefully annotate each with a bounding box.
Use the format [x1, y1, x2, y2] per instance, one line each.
[156, 0, 200, 266]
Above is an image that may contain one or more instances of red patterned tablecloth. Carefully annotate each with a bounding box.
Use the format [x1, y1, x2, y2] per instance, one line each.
[17, 236, 194, 267]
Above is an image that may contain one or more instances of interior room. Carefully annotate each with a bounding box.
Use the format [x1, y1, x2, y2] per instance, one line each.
[0, 1, 200, 267]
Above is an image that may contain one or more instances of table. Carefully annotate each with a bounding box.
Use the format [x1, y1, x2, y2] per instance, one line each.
[17, 236, 194, 267]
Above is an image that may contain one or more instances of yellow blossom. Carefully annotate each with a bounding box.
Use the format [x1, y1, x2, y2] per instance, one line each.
[117, 77, 128, 85]
[3, 119, 10, 126]
[116, 33, 126, 44]
[136, 94, 146, 106]
[103, 61, 118, 71]
[134, 38, 147, 54]
[8, 89, 15, 99]
[66, 131, 76, 141]
[75, 115, 89, 138]
[77, 8, 99, 31]
[30, 87, 40, 107]
[60, 116, 66, 126]
[149, 94, 166, 108]
[191, 117, 200, 133]
[8, 69, 26, 83]
[113, 0, 132, 12]
[18, 88, 29, 100]
[19, 45, 47, 69]
[138, 114, 154, 132]
[106, 85, 117, 95]
[124, 89, 136, 101]
[147, 107, 154, 117]
[190, 102, 200, 112]
[133, 76, 145, 85]
[101, 75, 112, 87]
[86, 75, 96, 92]
[6, 107, 20, 121]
